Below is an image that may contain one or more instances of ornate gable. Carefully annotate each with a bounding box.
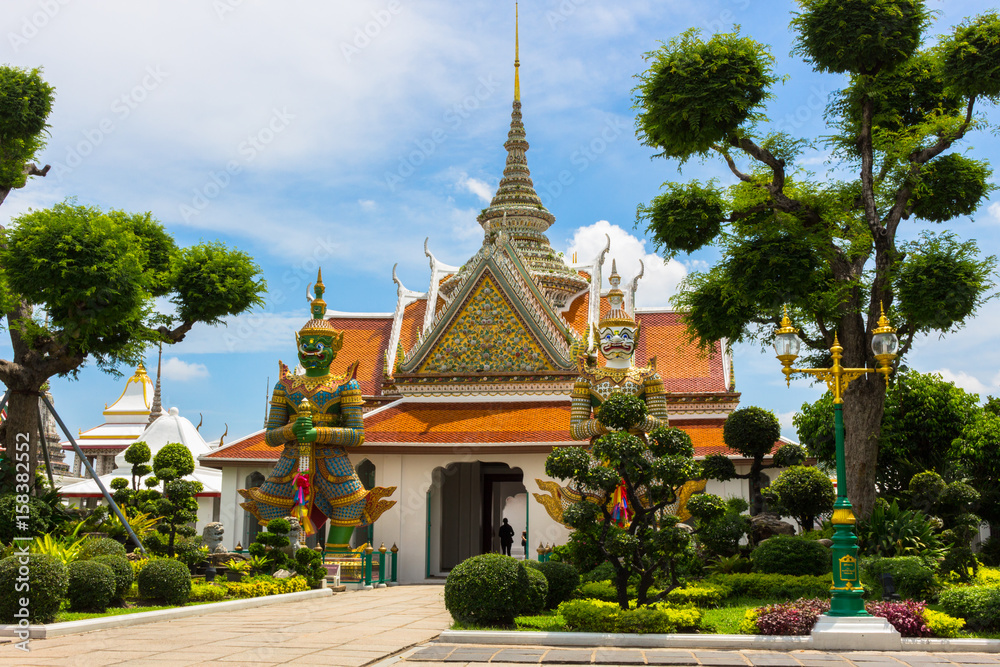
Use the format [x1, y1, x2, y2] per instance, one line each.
[418, 273, 558, 375]
[396, 233, 579, 387]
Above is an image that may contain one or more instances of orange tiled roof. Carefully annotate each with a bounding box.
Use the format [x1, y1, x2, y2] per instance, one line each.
[634, 311, 726, 393]
[398, 300, 425, 353]
[201, 429, 270, 461]
[325, 316, 393, 396]
[203, 405, 740, 462]
[562, 291, 590, 337]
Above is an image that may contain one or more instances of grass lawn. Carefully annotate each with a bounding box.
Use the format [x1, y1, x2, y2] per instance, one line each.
[55, 600, 217, 623]
[701, 598, 771, 634]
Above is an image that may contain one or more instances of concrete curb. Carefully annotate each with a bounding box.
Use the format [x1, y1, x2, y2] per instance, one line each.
[438, 630, 1000, 653]
[0, 587, 333, 639]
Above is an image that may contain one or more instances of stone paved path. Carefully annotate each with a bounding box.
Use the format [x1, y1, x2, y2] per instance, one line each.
[2, 587, 998, 667]
[0, 585, 451, 666]
[405, 645, 1000, 667]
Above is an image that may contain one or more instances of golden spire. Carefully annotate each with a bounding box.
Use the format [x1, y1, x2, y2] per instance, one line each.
[514, 3, 520, 102]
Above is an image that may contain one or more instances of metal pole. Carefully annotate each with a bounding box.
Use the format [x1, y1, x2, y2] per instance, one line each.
[828, 402, 863, 616]
[35, 402, 56, 489]
[364, 545, 373, 589]
[390, 543, 398, 584]
[40, 393, 147, 556]
[378, 543, 386, 588]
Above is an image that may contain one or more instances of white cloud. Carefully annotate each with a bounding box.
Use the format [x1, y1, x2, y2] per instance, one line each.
[562, 220, 687, 308]
[932, 368, 995, 396]
[458, 174, 494, 203]
[358, 199, 376, 211]
[160, 357, 209, 382]
[777, 411, 797, 436]
[989, 202, 1000, 223]
[174, 310, 307, 355]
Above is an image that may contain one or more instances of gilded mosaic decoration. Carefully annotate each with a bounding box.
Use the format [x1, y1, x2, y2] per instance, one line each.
[418, 274, 557, 374]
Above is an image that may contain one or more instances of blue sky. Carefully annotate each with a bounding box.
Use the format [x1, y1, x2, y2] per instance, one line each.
[2, 0, 999, 453]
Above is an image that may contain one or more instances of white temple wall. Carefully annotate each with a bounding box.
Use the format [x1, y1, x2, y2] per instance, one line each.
[348, 451, 570, 584]
[219, 464, 275, 551]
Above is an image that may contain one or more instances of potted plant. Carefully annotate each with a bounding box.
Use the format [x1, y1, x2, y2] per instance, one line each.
[223, 558, 249, 582]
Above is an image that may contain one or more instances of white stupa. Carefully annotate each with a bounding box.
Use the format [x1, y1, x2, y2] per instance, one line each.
[61, 406, 222, 529]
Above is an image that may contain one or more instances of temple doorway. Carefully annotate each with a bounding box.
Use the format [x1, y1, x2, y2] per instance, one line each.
[429, 461, 527, 574]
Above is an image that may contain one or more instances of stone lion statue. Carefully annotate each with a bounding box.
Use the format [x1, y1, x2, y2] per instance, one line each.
[202, 522, 227, 554]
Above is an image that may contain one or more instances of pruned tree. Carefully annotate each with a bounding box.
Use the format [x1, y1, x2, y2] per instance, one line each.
[701, 406, 805, 515]
[0, 203, 266, 489]
[633, 2, 999, 518]
[0, 65, 52, 206]
[545, 393, 720, 609]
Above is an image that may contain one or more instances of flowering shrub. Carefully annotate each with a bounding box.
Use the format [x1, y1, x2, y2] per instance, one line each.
[923, 609, 966, 638]
[557, 598, 702, 633]
[748, 598, 830, 635]
[865, 600, 931, 637]
[665, 583, 730, 607]
[223, 574, 308, 599]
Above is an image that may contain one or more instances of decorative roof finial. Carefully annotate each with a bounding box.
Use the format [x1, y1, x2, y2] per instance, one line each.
[146, 342, 163, 427]
[514, 3, 520, 102]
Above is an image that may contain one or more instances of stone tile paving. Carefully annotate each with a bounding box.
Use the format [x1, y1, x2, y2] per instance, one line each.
[405, 645, 1000, 667]
[0, 585, 451, 667]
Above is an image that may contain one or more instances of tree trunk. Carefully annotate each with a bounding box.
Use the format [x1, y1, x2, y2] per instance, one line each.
[842, 375, 886, 520]
[3, 388, 44, 492]
[748, 459, 764, 516]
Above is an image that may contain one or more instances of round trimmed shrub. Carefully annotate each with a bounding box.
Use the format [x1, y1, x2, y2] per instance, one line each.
[445, 554, 528, 626]
[523, 564, 548, 615]
[137, 558, 192, 605]
[751, 535, 829, 576]
[0, 553, 68, 624]
[79, 536, 127, 560]
[67, 560, 116, 612]
[92, 554, 133, 602]
[529, 561, 580, 609]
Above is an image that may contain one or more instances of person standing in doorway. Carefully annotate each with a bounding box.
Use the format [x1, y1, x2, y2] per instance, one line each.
[498, 518, 515, 556]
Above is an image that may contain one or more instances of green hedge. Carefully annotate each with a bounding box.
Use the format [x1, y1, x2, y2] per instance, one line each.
[558, 599, 702, 633]
[523, 566, 548, 615]
[527, 561, 580, 609]
[79, 537, 127, 561]
[0, 553, 68, 624]
[189, 583, 228, 602]
[137, 559, 192, 606]
[665, 582, 731, 608]
[751, 536, 829, 576]
[445, 554, 529, 626]
[938, 585, 1000, 631]
[67, 560, 116, 612]
[706, 573, 832, 600]
[91, 555, 133, 603]
[861, 556, 938, 601]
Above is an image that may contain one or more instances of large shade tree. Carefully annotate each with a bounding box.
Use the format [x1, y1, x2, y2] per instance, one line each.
[0, 66, 267, 489]
[633, 1, 999, 518]
[795, 370, 981, 498]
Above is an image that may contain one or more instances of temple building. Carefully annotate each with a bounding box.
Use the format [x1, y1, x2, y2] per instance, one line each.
[62, 406, 222, 529]
[201, 29, 779, 582]
[60, 365, 165, 477]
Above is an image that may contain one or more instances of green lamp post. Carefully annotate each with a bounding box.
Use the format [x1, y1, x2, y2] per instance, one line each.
[773, 306, 898, 616]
